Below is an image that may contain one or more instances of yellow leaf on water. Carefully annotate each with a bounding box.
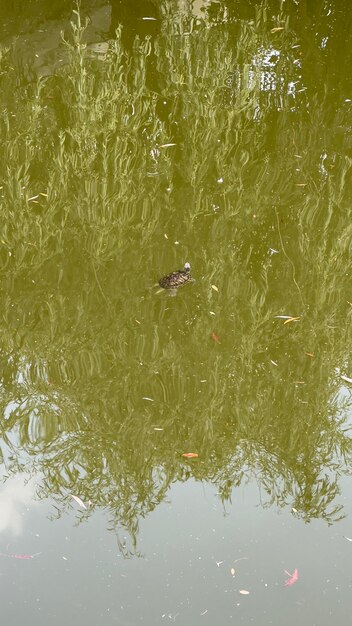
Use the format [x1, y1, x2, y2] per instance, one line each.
[283, 316, 300, 325]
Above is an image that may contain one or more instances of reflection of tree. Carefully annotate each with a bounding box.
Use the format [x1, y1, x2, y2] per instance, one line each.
[109, 0, 160, 46]
[0, 0, 72, 39]
[0, 1, 352, 552]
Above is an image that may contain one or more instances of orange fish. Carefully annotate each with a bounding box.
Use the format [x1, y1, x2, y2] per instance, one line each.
[211, 332, 220, 344]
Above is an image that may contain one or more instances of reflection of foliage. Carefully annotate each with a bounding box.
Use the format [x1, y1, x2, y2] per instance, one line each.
[0, 1, 352, 551]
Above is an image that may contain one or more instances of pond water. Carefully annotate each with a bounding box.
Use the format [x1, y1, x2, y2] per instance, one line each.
[0, 0, 352, 624]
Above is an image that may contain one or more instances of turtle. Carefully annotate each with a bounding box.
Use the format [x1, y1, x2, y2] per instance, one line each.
[158, 262, 193, 291]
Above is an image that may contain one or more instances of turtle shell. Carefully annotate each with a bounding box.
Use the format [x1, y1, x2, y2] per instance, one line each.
[159, 262, 192, 289]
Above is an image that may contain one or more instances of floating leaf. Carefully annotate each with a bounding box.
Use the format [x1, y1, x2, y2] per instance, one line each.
[13, 554, 34, 559]
[283, 317, 301, 325]
[211, 284, 219, 292]
[181, 452, 199, 458]
[0, 552, 40, 559]
[70, 494, 87, 509]
[211, 332, 220, 344]
[284, 568, 298, 587]
[341, 375, 352, 384]
[239, 589, 250, 595]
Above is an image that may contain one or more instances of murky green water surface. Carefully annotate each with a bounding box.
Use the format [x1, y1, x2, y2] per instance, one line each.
[0, 0, 352, 623]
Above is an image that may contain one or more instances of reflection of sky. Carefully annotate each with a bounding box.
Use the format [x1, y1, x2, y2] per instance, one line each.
[0, 475, 37, 536]
[336, 386, 352, 429]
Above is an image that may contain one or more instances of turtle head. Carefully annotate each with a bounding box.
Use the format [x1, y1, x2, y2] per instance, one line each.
[184, 262, 191, 272]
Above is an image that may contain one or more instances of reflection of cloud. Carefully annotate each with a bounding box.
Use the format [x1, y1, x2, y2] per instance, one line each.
[0, 475, 37, 536]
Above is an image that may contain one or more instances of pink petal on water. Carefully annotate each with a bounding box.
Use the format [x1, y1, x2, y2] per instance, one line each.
[13, 554, 34, 559]
[0, 552, 40, 559]
[284, 568, 299, 586]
